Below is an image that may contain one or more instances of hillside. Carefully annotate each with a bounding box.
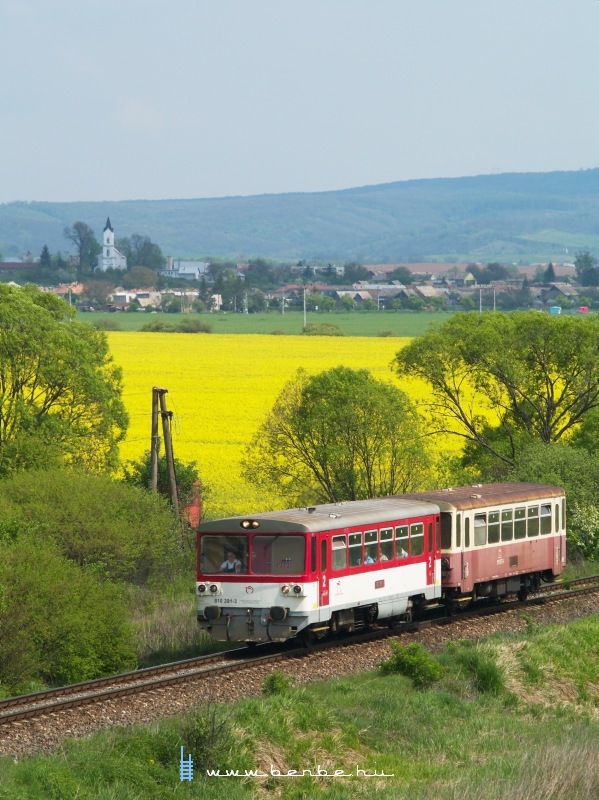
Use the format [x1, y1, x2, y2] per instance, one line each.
[2, 169, 599, 263]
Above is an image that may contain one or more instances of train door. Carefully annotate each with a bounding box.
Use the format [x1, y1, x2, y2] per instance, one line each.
[426, 520, 434, 584]
[319, 536, 329, 606]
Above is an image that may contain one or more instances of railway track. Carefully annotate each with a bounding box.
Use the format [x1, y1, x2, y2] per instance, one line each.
[1, 574, 597, 728]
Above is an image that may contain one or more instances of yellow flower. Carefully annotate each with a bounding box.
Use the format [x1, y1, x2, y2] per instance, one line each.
[108, 333, 437, 517]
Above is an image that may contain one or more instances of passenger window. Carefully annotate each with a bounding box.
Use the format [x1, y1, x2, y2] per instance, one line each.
[554, 503, 559, 532]
[411, 523, 424, 556]
[501, 509, 513, 541]
[474, 513, 487, 546]
[396, 525, 409, 558]
[364, 529, 378, 564]
[465, 517, 470, 548]
[321, 539, 327, 571]
[562, 499, 566, 530]
[527, 506, 539, 537]
[488, 511, 500, 544]
[311, 537, 317, 571]
[456, 513, 461, 548]
[332, 535, 347, 570]
[514, 507, 526, 539]
[380, 527, 393, 561]
[540, 504, 552, 535]
[428, 522, 433, 552]
[348, 532, 362, 567]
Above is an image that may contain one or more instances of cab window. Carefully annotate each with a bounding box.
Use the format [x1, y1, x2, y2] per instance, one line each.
[332, 535, 347, 570]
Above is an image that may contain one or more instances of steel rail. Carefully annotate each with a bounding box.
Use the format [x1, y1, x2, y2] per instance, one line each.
[1, 575, 597, 727]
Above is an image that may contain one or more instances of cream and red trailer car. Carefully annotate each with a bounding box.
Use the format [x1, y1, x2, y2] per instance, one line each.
[196, 483, 566, 643]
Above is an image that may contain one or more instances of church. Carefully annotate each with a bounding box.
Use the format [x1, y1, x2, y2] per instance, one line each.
[98, 217, 127, 272]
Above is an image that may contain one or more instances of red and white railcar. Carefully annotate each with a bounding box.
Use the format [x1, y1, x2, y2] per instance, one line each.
[196, 483, 566, 643]
[397, 483, 566, 604]
[196, 497, 442, 643]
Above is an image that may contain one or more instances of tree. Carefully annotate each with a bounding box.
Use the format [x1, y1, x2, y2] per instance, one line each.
[244, 258, 275, 289]
[247, 289, 267, 313]
[117, 234, 166, 271]
[242, 366, 432, 504]
[360, 298, 377, 311]
[574, 251, 599, 286]
[544, 262, 556, 284]
[393, 311, 599, 468]
[63, 221, 100, 277]
[306, 292, 333, 312]
[214, 268, 245, 310]
[82, 279, 113, 308]
[39, 244, 52, 271]
[389, 266, 413, 284]
[0, 284, 128, 475]
[343, 262, 370, 283]
[123, 451, 203, 508]
[121, 265, 157, 289]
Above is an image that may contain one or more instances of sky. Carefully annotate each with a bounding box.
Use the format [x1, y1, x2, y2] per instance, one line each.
[1, 0, 599, 204]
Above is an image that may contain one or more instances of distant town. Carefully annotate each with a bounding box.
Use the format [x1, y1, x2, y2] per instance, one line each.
[0, 217, 594, 316]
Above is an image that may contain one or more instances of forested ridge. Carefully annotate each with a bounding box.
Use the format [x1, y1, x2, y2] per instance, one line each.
[2, 169, 599, 262]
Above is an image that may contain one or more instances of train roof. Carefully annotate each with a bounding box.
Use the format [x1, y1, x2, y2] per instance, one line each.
[394, 482, 565, 512]
[198, 496, 440, 535]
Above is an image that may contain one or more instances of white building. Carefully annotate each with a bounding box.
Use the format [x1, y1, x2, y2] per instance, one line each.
[157, 258, 211, 281]
[98, 217, 127, 272]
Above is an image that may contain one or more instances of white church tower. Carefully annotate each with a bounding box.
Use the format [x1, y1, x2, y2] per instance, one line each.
[98, 217, 127, 272]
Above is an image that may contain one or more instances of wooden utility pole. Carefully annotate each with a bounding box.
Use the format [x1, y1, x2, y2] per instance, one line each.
[150, 387, 179, 511]
[150, 388, 160, 492]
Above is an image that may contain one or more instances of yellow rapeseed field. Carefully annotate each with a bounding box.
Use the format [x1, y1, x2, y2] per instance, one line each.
[107, 332, 438, 518]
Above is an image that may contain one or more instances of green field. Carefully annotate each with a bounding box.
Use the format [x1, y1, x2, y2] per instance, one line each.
[82, 309, 452, 336]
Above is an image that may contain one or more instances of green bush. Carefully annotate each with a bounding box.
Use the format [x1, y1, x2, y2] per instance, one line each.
[177, 704, 234, 773]
[379, 641, 444, 689]
[302, 322, 344, 336]
[175, 318, 212, 333]
[0, 470, 186, 585]
[0, 537, 136, 690]
[92, 317, 122, 331]
[262, 670, 293, 695]
[566, 503, 599, 561]
[140, 317, 212, 333]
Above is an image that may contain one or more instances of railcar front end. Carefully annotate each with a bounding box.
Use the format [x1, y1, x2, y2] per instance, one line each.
[197, 521, 315, 642]
[197, 498, 443, 643]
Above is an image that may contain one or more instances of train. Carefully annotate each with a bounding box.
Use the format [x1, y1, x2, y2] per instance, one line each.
[196, 483, 566, 643]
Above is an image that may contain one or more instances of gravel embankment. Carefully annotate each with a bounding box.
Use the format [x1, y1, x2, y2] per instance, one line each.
[1, 593, 597, 760]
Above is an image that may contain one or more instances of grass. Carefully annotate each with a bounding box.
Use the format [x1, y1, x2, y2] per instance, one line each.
[82, 309, 452, 336]
[1, 615, 596, 799]
[126, 585, 229, 667]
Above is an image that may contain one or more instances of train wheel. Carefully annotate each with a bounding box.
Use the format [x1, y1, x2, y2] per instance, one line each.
[517, 588, 528, 602]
